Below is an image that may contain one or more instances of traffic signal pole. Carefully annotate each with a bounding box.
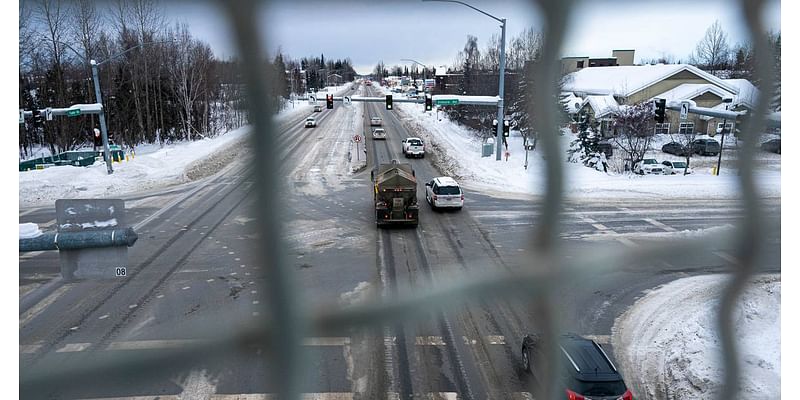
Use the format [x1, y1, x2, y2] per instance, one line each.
[495, 18, 506, 161]
[90, 59, 113, 175]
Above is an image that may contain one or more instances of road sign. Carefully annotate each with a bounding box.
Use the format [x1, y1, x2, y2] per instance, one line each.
[680, 101, 690, 120]
[353, 135, 361, 143]
[435, 99, 459, 106]
[309, 95, 317, 104]
[45, 108, 53, 121]
[66, 108, 81, 117]
[344, 96, 351, 105]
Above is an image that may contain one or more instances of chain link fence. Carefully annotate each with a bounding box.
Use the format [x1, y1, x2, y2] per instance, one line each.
[20, 0, 778, 399]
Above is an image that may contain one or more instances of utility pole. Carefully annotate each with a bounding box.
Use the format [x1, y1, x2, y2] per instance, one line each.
[715, 99, 733, 176]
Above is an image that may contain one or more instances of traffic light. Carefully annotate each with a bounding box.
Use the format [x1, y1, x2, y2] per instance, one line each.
[492, 119, 498, 136]
[386, 94, 393, 110]
[503, 120, 510, 137]
[425, 95, 432, 111]
[93, 128, 102, 147]
[326, 94, 333, 109]
[654, 98, 666, 124]
[32, 109, 43, 127]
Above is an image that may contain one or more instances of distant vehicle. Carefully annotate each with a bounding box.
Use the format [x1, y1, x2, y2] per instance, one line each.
[372, 128, 387, 140]
[401, 137, 425, 158]
[635, 158, 665, 175]
[522, 334, 633, 400]
[371, 160, 418, 226]
[304, 117, 316, 128]
[662, 160, 693, 175]
[425, 177, 464, 210]
[313, 105, 322, 112]
[661, 141, 691, 156]
[691, 138, 721, 156]
[370, 117, 383, 126]
[761, 138, 781, 154]
[366, 80, 372, 86]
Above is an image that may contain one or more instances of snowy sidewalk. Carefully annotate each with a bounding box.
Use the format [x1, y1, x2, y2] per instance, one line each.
[612, 274, 780, 399]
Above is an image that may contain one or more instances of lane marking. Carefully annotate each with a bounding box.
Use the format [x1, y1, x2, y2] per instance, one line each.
[20, 344, 43, 354]
[415, 336, 446, 346]
[714, 251, 739, 264]
[106, 339, 208, 351]
[643, 218, 678, 232]
[303, 337, 350, 346]
[19, 251, 45, 260]
[70, 393, 533, 400]
[582, 334, 611, 344]
[56, 342, 92, 353]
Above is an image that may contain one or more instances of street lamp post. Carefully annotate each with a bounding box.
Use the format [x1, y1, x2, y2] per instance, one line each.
[400, 58, 429, 89]
[715, 98, 734, 176]
[422, 0, 506, 161]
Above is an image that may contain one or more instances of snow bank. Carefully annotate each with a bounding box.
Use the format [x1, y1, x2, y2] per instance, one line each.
[391, 99, 780, 200]
[19, 223, 42, 239]
[612, 274, 780, 399]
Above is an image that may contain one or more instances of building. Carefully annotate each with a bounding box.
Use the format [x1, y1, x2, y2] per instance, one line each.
[561, 59, 758, 138]
[561, 49, 636, 75]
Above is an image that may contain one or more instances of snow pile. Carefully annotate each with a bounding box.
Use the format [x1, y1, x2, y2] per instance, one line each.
[389, 99, 780, 200]
[612, 274, 780, 399]
[19, 223, 42, 239]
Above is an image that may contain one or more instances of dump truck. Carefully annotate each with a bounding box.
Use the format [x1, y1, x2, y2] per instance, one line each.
[371, 160, 419, 227]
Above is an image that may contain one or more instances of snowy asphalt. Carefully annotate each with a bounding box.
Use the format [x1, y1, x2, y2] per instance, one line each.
[19, 83, 781, 399]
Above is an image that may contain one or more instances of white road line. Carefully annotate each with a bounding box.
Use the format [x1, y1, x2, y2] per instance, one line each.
[415, 336, 446, 346]
[106, 339, 208, 351]
[486, 335, 506, 345]
[714, 251, 739, 264]
[19, 251, 44, 260]
[56, 342, 92, 353]
[591, 223, 612, 231]
[75, 394, 533, 400]
[302, 337, 351, 346]
[20, 344, 43, 354]
[616, 238, 639, 248]
[643, 218, 678, 232]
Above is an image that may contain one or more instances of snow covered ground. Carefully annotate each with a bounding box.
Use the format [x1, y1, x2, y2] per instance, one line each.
[383, 85, 780, 200]
[18, 84, 354, 208]
[613, 273, 780, 399]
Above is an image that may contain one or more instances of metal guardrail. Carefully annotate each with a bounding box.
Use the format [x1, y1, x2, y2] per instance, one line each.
[19, 0, 777, 399]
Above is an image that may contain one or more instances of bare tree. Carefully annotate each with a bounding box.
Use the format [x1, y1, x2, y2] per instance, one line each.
[168, 24, 211, 140]
[691, 20, 730, 76]
[611, 102, 656, 173]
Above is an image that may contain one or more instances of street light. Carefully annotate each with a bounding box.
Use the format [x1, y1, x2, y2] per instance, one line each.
[715, 98, 734, 176]
[44, 39, 170, 174]
[400, 58, 429, 89]
[422, 0, 507, 161]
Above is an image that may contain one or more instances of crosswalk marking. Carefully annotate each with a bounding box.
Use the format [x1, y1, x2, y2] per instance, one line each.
[56, 342, 92, 353]
[714, 251, 739, 264]
[643, 218, 678, 232]
[76, 393, 534, 400]
[106, 339, 208, 351]
[303, 337, 350, 346]
[20, 344, 42, 354]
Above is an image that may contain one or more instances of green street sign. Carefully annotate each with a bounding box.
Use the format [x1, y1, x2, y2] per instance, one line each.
[66, 109, 81, 117]
[435, 99, 459, 106]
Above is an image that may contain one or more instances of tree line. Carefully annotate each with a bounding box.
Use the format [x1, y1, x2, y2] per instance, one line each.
[18, 0, 352, 160]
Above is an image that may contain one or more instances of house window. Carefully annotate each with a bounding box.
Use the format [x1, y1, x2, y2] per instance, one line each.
[654, 123, 670, 135]
[679, 122, 694, 135]
[717, 122, 733, 134]
[600, 119, 613, 136]
[577, 60, 584, 68]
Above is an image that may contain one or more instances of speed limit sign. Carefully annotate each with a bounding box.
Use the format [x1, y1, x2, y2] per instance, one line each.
[353, 135, 361, 143]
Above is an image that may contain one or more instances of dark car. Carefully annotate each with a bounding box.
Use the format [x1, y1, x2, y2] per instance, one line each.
[691, 138, 721, 156]
[522, 333, 633, 400]
[661, 141, 690, 156]
[761, 138, 781, 154]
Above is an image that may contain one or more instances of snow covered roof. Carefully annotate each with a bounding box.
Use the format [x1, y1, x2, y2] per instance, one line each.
[582, 94, 619, 118]
[560, 92, 583, 114]
[723, 79, 759, 108]
[652, 83, 735, 102]
[562, 64, 739, 98]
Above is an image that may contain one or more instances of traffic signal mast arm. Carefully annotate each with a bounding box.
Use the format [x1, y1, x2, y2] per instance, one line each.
[654, 98, 781, 128]
[20, 103, 102, 121]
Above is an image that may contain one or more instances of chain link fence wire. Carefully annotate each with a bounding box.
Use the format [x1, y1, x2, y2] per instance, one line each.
[19, 0, 778, 399]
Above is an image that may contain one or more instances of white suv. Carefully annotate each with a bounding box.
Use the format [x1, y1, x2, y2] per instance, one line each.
[636, 158, 665, 175]
[304, 117, 316, 128]
[425, 177, 463, 210]
[402, 137, 425, 158]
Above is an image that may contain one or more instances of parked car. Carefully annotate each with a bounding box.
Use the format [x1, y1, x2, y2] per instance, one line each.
[304, 117, 316, 128]
[691, 138, 721, 156]
[313, 105, 322, 112]
[635, 158, 666, 175]
[522, 334, 633, 400]
[760, 138, 781, 154]
[425, 177, 464, 210]
[401, 137, 425, 158]
[662, 160, 693, 175]
[372, 128, 387, 140]
[661, 141, 691, 156]
[597, 140, 613, 157]
[370, 117, 383, 126]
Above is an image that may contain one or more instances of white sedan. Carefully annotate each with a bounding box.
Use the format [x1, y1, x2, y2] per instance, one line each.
[662, 160, 693, 175]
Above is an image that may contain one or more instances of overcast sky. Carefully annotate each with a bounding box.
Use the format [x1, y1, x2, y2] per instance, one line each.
[165, 0, 781, 75]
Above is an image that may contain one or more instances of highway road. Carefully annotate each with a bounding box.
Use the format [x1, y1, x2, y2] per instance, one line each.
[19, 83, 781, 399]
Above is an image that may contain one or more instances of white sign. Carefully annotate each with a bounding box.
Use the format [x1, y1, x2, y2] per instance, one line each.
[680, 101, 690, 120]
[344, 96, 352, 105]
[45, 107, 53, 121]
[308, 95, 317, 104]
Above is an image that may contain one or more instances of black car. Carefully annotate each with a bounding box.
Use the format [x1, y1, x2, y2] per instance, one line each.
[661, 141, 690, 156]
[691, 138, 721, 156]
[522, 333, 633, 400]
[761, 138, 781, 154]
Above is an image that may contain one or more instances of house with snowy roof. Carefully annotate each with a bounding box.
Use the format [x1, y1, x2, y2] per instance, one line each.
[560, 51, 758, 138]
